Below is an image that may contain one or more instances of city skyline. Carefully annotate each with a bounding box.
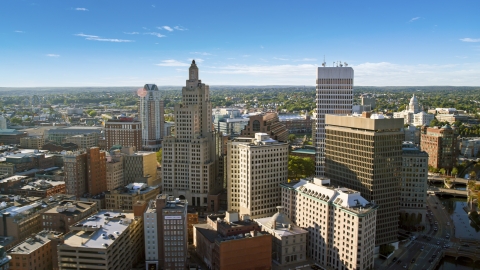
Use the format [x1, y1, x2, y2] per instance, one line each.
[1, 0, 480, 87]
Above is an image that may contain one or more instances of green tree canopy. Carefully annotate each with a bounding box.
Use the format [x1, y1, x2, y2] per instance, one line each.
[288, 156, 314, 180]
[156, 149, 162, 164]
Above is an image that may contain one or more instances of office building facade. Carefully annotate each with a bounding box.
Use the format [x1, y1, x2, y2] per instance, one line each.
[315, 66, 354, 177]
[162, 61, 218, 208]
[325, 113, 403, 246]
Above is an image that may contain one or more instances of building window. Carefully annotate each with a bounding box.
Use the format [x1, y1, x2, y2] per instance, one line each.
[253, 120, 260, 131]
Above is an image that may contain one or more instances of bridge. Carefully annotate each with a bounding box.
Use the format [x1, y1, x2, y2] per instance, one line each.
[444, 246, 480, 262]
[427, 187, 468, 197]
[428, 177, 470, 186]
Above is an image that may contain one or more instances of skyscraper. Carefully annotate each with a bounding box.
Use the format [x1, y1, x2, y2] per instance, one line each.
[315, 65, 353, 177]
[140, 84, 165, 151]
[227, 133, 288, 219]
[86, 147, 107, 196]
[325, 113, 404, 246]
[162, 60, 217, 208]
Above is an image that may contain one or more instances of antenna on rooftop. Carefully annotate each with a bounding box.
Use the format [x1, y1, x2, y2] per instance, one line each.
[322, 55, 326, 67]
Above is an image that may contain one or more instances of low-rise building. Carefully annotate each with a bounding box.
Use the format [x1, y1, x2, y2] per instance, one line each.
[57, 210, 144, 270]
[255, 206, 308, 267]
[15, 179, 66, 198]
[0, 246, 11, 270]
[42, 200, 97, 233]
[105, 183, 160, 210]
[19, 136, 45, 149]
[193, 212, 271, 270]
[63, 133, 98, 149]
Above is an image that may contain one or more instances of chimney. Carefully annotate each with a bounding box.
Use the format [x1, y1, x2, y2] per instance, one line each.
[362, 111, 371, 118]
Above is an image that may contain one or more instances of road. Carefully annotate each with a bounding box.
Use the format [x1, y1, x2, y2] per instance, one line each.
[383, 194, 455, 270]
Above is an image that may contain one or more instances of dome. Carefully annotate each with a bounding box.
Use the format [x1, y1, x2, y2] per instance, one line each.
[441, 124, 452, 130]
[410, 94, 418, 104]
[267, 206, 293, 230]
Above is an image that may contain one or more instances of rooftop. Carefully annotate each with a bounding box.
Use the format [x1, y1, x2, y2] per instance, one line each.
[291, 148, 315, 155]
[8, 231, 56, 255]
[44, 200, 96, 216]
[62, 210, 135, 249]
[0, 175, 28, 184]
[20, 179, 65, 191]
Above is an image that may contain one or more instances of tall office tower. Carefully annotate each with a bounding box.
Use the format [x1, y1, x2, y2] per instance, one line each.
[420, 125, 457, 171]
[124, 150, 158, 186]
[140, 84, 165, 151]
[315, 65, 354, 177]
[280, 178, 377, 270]
[104, 117, 142, 151]
[144, 194, 188, 270]
[400, 142, 428, 227]
[86, 147, 107, 196]
[162, 60, 217, 208]
[64, 151, 87, 199]
[227, 133, 288, 219]
[325, 113, 404, 246]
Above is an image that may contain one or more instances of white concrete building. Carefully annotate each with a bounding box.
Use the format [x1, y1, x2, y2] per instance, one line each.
[144, 200, 159, 270]
[162, 60, 218, 208]
[281, 178, 377, 270]
[140, 84, 164, 151]
[255, 206, 308, 267]
[227, 133, 288, 219]
[315, 65, 353, 177]
[394, 95, 434, 126]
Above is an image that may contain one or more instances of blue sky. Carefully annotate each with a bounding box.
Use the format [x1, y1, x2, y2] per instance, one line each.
[1, 0, 479, 87]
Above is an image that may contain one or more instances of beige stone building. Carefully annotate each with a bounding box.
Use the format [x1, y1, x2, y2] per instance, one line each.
[105, 182, 160, 210]
[255, 206, 308, 267]
[227, 133, 288, 219]
[57, 210, 144, 270]
[19, 136, 45, 149]
[325, 113, 403, 247]
[162, 61, 219, 209]
[63, 151, 87, 199]
[281, 178, 377, 270]
[106, 151, 124, 190]
[124, 151, 158, 186]
[64, 133, 98, 149]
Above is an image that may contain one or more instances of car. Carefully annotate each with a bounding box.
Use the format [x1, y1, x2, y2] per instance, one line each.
[445, 235, 450, 239]
[403, 265, 407, 269]
[420, 246, 424, 251]
[411, 258, 416, 263]
[392, 257, 397, 262]
[434, 221, 438, 225]
[397, 259, 401, 264]
[429, 259, 434, 263]
[437, 241, 440, 245]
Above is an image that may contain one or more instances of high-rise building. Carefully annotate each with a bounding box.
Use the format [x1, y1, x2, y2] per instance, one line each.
[315, 65, 354, 177]
[420, 125, 457, 171]
[324, 113, 404, 246]
[162, 60, 218, 208]
[104, 117, 142, 151]
[87, 147, 107, 196]
[400, 142, 428, 227]
[144, 194, 188, 270]
[227, 133, 288, 219]
[124, 151, 158, 186]
[106, 150, 124, 190]
[140, 84, 165, 151]
[64, 151, 87, 199]
[280, 178, 377, 270]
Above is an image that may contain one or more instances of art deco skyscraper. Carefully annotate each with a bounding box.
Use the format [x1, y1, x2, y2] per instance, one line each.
[140, 84, 165, 151]
[162, 60, 217, 208]
[315, 65, 353, 176]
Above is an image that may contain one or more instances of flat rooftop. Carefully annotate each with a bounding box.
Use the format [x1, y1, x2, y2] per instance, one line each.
[8, 231, 56, 255]
[62, 210, 134, 249]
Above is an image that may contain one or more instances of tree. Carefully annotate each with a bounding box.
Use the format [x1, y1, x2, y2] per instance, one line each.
[451, 167, 459, 177]
[288, 156, 315, 180]
[470, 171, 477, 180]
[156, 149, 162, 164]
[88, 110, 97, 117]
[288, 134, 296, 143]
[439, 168, 446, 175]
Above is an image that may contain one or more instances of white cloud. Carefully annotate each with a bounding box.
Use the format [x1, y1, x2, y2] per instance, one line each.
[124, 32, 139, 35]
[144, 32, 166, 38]
[174, 26, 187, 31]
[46, 54, 60, 57]
[75, 8, 88, 11]
[409, 17, 421, 22]
[297, 58, 317, 61]
[273, 57, 289, 61]
[155, 60, 189, 67]
[206, 64, 317, 76]
[191, 52, 211, 56]
[14, 30, 24, 33]
[162, 26, 173, 32]
[460, 38, 480, 43]
[75, 33, 134, 42]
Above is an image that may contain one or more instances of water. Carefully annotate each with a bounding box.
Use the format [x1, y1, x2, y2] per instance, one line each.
[435, 196, 480, 269]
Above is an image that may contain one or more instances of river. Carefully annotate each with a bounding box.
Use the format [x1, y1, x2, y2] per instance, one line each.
[435, 195, 480, 269]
